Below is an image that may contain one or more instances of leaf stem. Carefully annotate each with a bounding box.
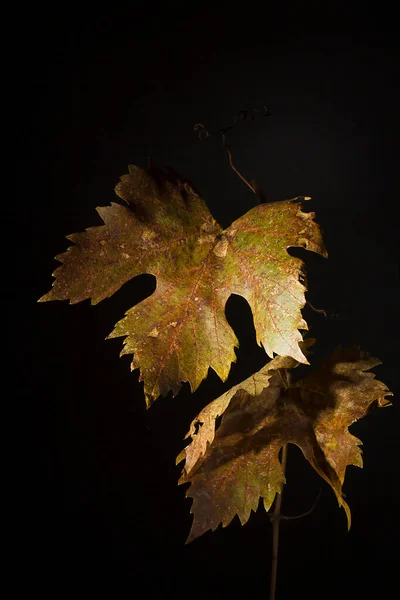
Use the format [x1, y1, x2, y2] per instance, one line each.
[193, 107, 272, 203]
[269, 443, 288, 600]
[222, 138, 257, 195]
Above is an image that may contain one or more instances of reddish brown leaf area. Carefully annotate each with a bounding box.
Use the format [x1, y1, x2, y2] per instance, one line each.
[177, 348, 391, 542]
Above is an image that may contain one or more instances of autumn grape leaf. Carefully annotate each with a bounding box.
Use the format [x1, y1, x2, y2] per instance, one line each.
[177, 339, 315, 475]
[39, 164, 326, 406]
[177, 347, 392, 543]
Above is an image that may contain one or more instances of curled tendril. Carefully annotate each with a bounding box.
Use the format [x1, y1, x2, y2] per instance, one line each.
[193, 105, 271, 141]
[193, 123, 210, 141]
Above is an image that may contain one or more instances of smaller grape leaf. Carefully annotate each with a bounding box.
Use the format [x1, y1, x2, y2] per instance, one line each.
[177, 338, 315, 475]
[177, 347, 392, 543]
[38, 164, 327, 406]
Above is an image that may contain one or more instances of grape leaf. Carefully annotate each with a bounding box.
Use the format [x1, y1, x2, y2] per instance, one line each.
[177, 347, 392, 543]
[39, 165, 326, 406]
[176, 342, 315, 475]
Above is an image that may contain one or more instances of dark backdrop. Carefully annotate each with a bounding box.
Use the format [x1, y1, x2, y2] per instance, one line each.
[21, 6, 399, 598]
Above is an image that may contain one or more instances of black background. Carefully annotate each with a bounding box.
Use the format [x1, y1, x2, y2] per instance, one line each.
[22, 5, 399, 598]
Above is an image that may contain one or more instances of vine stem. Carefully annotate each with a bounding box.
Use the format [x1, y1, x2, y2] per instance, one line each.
[269, 443, 288, 600]
[222, 134, 257, 195]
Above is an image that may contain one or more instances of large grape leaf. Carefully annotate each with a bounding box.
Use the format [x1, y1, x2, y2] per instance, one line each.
[177, 347, 392, 543]
[39, 165, 326, 406]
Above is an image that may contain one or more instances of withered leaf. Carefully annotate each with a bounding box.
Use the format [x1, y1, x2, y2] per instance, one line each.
[177, 347, 392, 543]
[176, 350, 313, 476]
[39, 165, 326, 406]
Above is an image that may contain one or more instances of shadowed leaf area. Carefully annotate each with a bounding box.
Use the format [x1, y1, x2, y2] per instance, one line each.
[39, 165, 326, 406]
[177, 347, 392, 543]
